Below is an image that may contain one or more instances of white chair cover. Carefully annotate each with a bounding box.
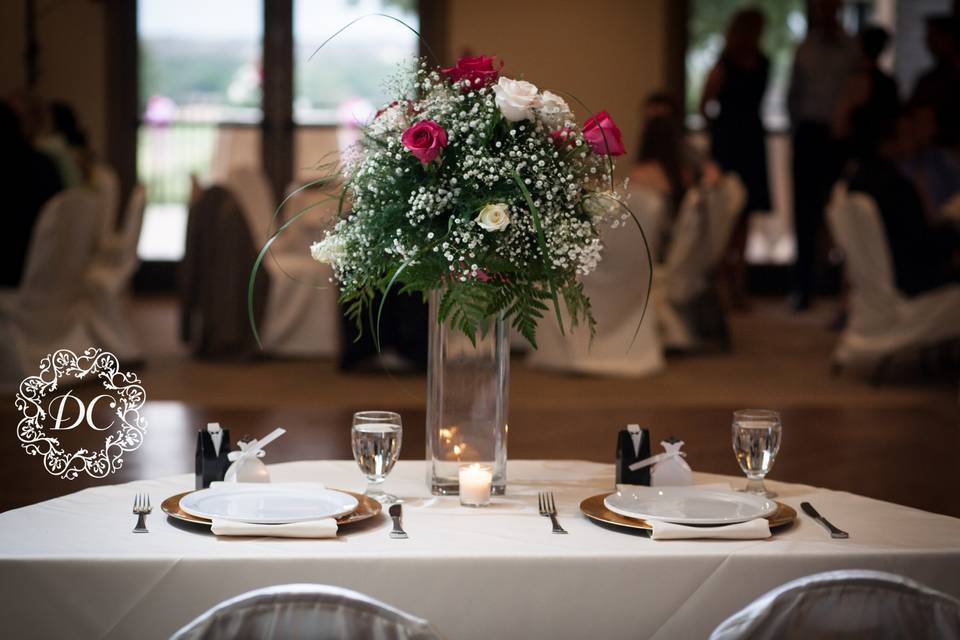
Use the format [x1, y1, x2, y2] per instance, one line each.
[90, 162, 120, 241]
[527, 186, 665, 376]
[710, 570, 960, 640]
[171, 584, 444, 640]
[86, 184, 147, 361]
[224, 167, 341, 358]
[0, 189, 102, 392]
[826, 186, 960, 367]
[654, 174, 745, 350]
[704, 173, 747, 266]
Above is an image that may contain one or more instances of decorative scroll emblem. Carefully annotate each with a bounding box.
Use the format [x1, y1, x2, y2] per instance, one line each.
[15, 348, 147, 479]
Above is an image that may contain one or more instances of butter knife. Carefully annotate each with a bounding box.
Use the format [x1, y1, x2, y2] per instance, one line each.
[801, 502, 849, 539]
[389, 503, 408, 539]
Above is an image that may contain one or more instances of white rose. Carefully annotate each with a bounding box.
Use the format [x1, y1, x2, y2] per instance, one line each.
[493, 77, 541, 122]
[475, 203, 511, 232]
[538, 90, 573, 129]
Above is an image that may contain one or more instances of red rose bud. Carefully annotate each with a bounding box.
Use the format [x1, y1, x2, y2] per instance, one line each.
[549, 127, 576, 148]
[441, 55, 503, 91]
[401, 120, 448, 165]
[582, 111, 626, 156]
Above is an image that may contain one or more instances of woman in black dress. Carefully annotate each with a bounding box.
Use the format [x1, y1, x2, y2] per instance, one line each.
[701, 8, 771, 308]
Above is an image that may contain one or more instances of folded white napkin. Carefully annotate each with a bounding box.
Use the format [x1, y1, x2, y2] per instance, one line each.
[211, 518, 338, 538]
[649, 518, 771, 541]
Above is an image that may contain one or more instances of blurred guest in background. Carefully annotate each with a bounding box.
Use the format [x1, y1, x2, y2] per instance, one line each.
[632, 93, 717, 234]
[848, 113, 960, 297]
[787, 0, 858, 311]
[0, 101, 63, 287]
[38, 101, 93, 188]
[910, 15, 960, 149]
[899, 103, 960, 224]
[835, 25, 900, 162]
[701, 8, 771, 309]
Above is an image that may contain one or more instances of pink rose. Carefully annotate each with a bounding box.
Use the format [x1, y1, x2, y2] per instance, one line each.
[441, 55, 502, 91]
[401, 120, 448, 165]
[582, 111, 626, 156]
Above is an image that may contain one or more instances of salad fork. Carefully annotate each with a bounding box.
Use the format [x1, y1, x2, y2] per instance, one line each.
[133, 493, 151, 533]
[538, 492, 568, 534]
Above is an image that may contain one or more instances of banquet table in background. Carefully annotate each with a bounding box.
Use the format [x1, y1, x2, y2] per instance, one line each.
[1, 460, 959, 640]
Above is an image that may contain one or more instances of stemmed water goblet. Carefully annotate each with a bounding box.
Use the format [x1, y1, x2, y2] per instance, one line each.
[351, 411, 402, 504]
[732, 409, 782, 498]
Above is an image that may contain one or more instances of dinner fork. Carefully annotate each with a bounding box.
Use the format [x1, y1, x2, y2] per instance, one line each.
[133, 493, 151, 533]
[538, 492, 568, 534]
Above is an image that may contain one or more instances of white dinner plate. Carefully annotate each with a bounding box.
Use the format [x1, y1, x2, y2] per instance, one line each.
[179, 485, 359, 524]
[603, 486, 778, 525]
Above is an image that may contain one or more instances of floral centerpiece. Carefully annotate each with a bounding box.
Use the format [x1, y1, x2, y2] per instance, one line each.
[310, 54, 629, 348]
[308, 54, 636, 495]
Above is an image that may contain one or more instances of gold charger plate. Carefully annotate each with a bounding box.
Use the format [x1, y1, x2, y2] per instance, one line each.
[579, 492, 796, 532]
[161, 489, 382, 527]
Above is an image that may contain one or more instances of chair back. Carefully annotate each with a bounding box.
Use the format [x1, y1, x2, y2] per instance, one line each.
[21, 189, 101, 304]
[180, 185, 269, 357]
[121, 184, 147, 268]
[16, 189, 101, 357]
[710, 570, 960, 640]
[91, 162, 120, 239]
[661, 188, 707, 304]
[171, 584, 444, 640]
[587, 186, 663, 290]
[826, 185, 900, 331]
[226, 165, 276, 247]
[703, 173, 746, 265]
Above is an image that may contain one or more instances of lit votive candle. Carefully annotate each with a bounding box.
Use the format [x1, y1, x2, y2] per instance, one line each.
[459, 463, 492, 507]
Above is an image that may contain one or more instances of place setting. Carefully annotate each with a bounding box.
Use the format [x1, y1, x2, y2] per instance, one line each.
[157, 413, 410, 539]
[577, 413, 801, 540]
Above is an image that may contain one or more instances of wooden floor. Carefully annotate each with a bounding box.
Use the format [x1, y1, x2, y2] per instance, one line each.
[3, 296, 958, 516]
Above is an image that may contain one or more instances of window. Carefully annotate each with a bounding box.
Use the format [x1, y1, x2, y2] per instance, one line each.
[135, 0, 420, 262]
[686, 0, 806, 131]
[137, 0, 263, 261]
[293, 0, 419, 126]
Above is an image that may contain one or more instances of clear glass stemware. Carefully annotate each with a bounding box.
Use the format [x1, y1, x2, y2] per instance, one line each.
[351, 411, 402, 504]
[732, 409, 782, 498]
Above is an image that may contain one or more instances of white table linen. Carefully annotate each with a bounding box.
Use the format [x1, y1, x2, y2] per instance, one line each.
[1, 460, 959, 640]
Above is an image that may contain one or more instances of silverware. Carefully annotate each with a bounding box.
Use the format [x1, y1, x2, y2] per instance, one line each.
[388, 503, 408, 539]
[801, 501, 849, 539]
[133, 493, 151, 533]
[538, 492, 568, 534]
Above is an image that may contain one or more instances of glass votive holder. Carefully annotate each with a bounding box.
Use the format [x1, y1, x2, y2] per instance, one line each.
[459, 463, 492, 507]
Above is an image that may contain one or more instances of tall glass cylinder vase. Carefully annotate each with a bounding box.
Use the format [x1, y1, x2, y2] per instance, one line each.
[426, 291, 509, 495]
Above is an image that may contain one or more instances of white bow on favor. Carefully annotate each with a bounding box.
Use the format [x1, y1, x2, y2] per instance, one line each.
[224, 427, 286, 482]
[628, 449, 686, 472]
